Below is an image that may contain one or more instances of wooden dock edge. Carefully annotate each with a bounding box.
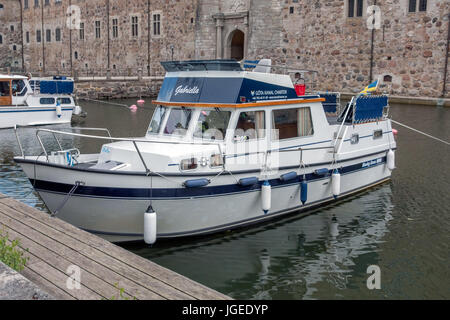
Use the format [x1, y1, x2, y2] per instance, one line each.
[0, 193, 231, 300]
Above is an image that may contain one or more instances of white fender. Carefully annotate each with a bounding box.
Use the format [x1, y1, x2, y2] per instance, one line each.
[332, 170, 341, 198]
[73, 105, 82, 115]
[387, 149, 395, 171]
[56, 105, 62, 118]
[261, 181, 271, 213]
[144, 207, 157, 244]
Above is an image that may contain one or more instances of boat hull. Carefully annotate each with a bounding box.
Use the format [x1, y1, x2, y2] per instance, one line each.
[0, 106, 74, 129]
[16, 151, 392, 242]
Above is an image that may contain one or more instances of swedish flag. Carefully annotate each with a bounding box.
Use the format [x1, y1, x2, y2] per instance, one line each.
[360, 80, 379, 94]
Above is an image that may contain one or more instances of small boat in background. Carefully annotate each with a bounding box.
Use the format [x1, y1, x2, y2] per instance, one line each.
[0, 74, 83, 129]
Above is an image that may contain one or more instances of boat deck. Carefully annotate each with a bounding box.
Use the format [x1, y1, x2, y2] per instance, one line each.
[0, 193, 230, 300]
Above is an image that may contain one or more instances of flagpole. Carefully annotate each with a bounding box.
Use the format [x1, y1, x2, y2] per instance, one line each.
[369, 0, 377, 83]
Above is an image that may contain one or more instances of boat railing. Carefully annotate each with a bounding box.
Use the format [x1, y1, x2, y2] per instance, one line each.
[241, 60, 319, 91]
[25, 128, 225, 175]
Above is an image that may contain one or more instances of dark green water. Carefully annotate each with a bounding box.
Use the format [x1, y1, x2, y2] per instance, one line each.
[0, 99, 448, 299]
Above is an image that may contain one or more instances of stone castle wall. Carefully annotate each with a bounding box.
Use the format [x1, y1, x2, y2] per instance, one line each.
[17, 0, 196, 76]
[0, 0, 449, 98]
[0, 0, 22, 70]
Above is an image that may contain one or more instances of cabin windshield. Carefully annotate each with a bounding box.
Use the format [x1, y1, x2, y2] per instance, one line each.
[194, 109, 231, 141]
[12, 79, 27, 96]
[148, 106, 167, 135]
[163, 107, 193, 136]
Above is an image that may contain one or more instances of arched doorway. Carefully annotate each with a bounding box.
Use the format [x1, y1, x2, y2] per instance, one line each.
[229, 30, 245, 61]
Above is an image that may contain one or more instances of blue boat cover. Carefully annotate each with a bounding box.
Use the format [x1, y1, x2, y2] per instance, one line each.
[40, 80, 74, 94]
[320, 93, 339, 113]
[354, 95, 388, 123]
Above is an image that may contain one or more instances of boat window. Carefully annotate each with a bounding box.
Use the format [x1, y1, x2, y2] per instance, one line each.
[194, 109, 231, 141]
[12, 80, 27, 96]
[234, 111, 266, 142]
[40, 98, 55, 105]
[148, 106, 167, 134]
[373, 129, 383, 139]
[0, 81, 10, 97]
[180, 158, 198, 171]
[272, 107, 314, 140]
[57, 97, 72, 105]
[163, 107, 192, 136]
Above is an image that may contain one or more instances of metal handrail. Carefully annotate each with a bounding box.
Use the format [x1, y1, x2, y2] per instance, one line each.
[34, 128, 225, 173]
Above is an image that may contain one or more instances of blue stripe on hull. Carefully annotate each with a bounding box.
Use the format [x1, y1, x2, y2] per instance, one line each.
[80, 176, 392, 241]
[0, 108, 73, 113]
[30, 156, 387, 200]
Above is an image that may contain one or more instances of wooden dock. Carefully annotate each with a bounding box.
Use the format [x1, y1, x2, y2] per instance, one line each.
[0, 193, 230, 300]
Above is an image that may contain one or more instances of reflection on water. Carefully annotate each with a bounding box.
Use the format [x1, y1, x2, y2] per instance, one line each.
[0, 100, 449, 299]
[126, 185, 395, 300]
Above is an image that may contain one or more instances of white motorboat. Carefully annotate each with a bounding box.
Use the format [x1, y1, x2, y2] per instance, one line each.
[14, 60, 396, 243]
[0, 74, 82, 129]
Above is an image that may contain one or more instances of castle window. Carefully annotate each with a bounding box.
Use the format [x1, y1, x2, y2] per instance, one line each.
[36, 30, 41, 43]
[24, 0, 28, 9]
[0, 4, 3, 9]
[55, 28, 61, 41]
[79, 22, 84, 40]
[131, 16, 138, 37]
[153, 14, 161, 36]
[13, 45, 16, 51]
[44, 0, 49, 6]
[26, 31, 29, 43]
[409, 0, 427, 12]
[10, 25, 14, 32]
[289, 6, 294, 14]
[409, 0, 417, 12]
[419, 0, 427, 11]
[348, 0, 364, 18]
[0, 35, 2, 45]
[112, 18, 118, 38]
[383, 75, 393, 82]
[95, 21, 101, 39]
[46, 29, 51, 42]
[74, 51, 78, 59]
[34, 0, 38, 8]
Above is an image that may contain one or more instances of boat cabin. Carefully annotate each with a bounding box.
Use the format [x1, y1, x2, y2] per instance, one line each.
[149, 60, 325, 145]
[0, 74, 75, 107]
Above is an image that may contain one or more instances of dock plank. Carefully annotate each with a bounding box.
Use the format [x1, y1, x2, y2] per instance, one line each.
[21, 267, 74, 300]
[0, 203, 190, 300]
[0, 217, 134, 300]
[0, 205, 165, 300]
[0, 193, 230, 300]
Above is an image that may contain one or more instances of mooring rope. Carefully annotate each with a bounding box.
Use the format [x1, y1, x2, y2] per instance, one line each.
[77, 97, 129, 109]
[390, 119, 450, 146]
